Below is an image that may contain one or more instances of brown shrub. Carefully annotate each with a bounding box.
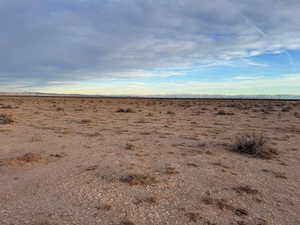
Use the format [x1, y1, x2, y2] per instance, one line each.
[125, 143, 135, 150]
[0, 113, 13, 124]
[230, 133, 277, 159]
[0, 105, 13, 109]
[133, 196, 157, 205]
[232, 185, 259, 195]
[116, 108, 135, 113]
[1, 153, 44, 167]
[216, 110, 234, 115]
[119, 173, 158, 186]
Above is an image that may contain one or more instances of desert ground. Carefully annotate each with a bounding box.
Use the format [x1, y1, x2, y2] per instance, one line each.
[0, 96, 299, 225]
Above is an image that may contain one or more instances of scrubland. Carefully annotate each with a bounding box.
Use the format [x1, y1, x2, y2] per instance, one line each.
[0, 97, 299, 225]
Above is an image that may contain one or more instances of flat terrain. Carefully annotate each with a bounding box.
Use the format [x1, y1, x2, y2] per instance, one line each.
[0, 97, 299, 225]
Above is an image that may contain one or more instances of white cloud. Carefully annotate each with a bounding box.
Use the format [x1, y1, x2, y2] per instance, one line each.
[0, 0, 299, 88]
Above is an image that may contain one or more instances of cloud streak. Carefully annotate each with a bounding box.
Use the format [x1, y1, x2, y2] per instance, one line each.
[34, 74, 300, 96]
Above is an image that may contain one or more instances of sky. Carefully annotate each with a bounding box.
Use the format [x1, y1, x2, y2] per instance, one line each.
[1, 0, 300, 95]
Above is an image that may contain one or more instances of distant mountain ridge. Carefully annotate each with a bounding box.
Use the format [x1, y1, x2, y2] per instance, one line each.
[0, 92, 299, 100]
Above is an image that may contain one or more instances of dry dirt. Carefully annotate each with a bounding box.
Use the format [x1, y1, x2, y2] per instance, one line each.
[0, 96, 299, 225]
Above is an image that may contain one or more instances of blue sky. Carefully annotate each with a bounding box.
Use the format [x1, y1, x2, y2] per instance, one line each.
[0, 0, 300, 95]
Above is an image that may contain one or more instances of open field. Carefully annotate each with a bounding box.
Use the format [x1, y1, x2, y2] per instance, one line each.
[0, 96, 299, 225]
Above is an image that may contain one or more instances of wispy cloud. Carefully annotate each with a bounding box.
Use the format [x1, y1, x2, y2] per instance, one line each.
[0, 0, 300, 93]
[28, 73, 300, 96]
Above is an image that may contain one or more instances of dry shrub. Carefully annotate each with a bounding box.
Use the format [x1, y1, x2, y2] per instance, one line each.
[119, 173, 158, 186]
[79, 119, 91, 124]
[95, 204, 112, 211]
[294, 112, 300, 118]
[116, 108, 135, 113]
[0, 113, 13, 124]
[32, 221, 55, 225]
[281, 106, 292, 112]
[166, 111, 175, 115]
[232, 185, 259, 195]
[164, 167, 179, 175]
[230, 133, 277, 159]
[119, 220, 135, 225]
[202, 196, 235, 211]
[216, 110, 234, 115]
[18, 153, 42, 163]
[261, 169, 287, 179]
[185, 212, 202, 222]
[0, 153, 44, 167]
[0, 105, 13, 109]
[202, 195, 249, 217]
[133, 196, 157, 205]
[125, 143, 135, 150]
[216, 110, 226, 115]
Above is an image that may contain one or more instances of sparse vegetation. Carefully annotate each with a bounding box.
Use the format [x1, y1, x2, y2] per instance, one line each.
[164, 166, 179, 175]
[230, 133, 277, 159]
[185, 212, 201, 222]
[33, 221, 56, 225]
[79, 119, 91, 124]
[95, 203, 112, 211]
[125, 143, 135, 150]
[216, 110, 234, 115]
[166, 111, 175, 115]
[0, 113, 13, 124]
[116, 108, 135, 113]
[0, 105, 13, 109]
[216, 110, 226, 115]
[0, 97, 298, 225]
[18, 153, 42, 163]
[282, 106, 292, 112]
[133, 196, 157, 205]
[261, 169, 288, 179]
[202, 194, 248, 217]
[119, 173, 158, 185]
[232, 185, 259, 195]
[119, 220, 135, 225]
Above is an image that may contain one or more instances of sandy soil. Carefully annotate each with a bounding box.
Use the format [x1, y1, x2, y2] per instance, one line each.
[0, 96, 299, 225]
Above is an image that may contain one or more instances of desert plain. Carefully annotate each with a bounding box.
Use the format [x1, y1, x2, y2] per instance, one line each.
[0, 96, 299, 225]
